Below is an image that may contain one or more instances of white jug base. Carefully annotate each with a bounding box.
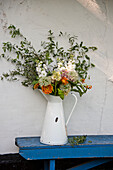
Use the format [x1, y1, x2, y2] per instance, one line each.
[40, 138, 68, 145]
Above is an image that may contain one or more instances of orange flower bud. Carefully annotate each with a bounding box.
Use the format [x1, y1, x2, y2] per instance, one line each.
[34, 83, 39, 89]
[88, 85, 92, 89]
[85, 85, 89, 89]
[81, 79, 85, 83]
[85, 85, 92, 89]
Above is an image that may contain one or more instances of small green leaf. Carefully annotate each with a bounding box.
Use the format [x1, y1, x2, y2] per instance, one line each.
[3, 73, 9, 78]
[32, 80, 39, 85]
[59, 31, 63, 36]
[85, 55, 90, 60]
[80, 41, 83, 47]
[91, 63, 95, 67]
[89, 46, 97, 51]
[1, 76, 3, 80]
[88, 140, 92, 143]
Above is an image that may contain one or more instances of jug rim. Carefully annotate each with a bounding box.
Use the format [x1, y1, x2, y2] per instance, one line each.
[39, 89, 62, 102]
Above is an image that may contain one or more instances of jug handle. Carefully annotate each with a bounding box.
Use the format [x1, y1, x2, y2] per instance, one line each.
[66, 91, 77, 126]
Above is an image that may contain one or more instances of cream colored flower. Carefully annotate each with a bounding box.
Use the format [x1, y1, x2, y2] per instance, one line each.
[67, 70, 78, 82]
[60, 83, 71, 96]
[65, 59, 75, 71]
[52, 71, 61, 81]
[39, 76, 52, 86]
[57, 62, 66, 71]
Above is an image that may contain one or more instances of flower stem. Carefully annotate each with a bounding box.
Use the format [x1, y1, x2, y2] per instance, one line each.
[55, 81, 57, 96]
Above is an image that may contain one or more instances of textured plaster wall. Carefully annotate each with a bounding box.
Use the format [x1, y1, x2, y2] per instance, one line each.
[0, 0, 113, 154]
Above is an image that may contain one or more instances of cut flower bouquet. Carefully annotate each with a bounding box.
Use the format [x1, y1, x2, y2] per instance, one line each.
[0, 25, 97, 99]
[34, 58, 79, 99]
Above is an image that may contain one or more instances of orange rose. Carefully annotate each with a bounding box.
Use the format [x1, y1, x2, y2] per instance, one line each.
[42, 84, 53, 94]
[34, 83, 39, 89]
[61, 77, 68, 85]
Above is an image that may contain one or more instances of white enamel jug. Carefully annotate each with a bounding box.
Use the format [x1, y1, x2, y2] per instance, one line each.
[39, 90, 77, 145]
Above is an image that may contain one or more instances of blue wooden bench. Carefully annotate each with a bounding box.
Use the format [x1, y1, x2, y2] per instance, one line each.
[15, 135, 113, 170]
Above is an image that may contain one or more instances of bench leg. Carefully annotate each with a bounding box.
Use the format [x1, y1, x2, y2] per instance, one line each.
[44, 160, 49, 170]
[44, 160, 55, 170]
[50, 160, 55, 170]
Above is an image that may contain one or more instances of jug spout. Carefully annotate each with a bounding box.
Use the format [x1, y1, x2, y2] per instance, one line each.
[39, 89, 49, 101]
[39, 89, 62, 103]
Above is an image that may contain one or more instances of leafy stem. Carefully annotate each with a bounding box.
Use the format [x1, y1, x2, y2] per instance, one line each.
[55, 81, 57, 96]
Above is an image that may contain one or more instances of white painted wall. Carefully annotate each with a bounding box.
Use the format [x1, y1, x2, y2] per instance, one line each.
[0, 0, 113, 154]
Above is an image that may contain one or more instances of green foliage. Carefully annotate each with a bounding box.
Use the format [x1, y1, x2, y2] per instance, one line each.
[1, 24, 38, 84]
[8, 25, 22, 38]
[70, 80, 87, 96]
[0, 24, 97, 97]
[68, 136, 87, 147]
[58, 89, 64, 100]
